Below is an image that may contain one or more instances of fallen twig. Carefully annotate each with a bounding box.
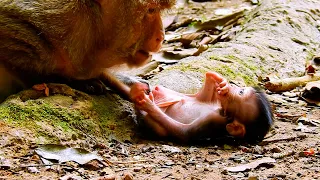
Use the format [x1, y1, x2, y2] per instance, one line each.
[114, 167, 131, 172]
[111, 159, 153, 164]
[259, 134, 307, 146]
[20, 163, 68, 168]
[161, 173, 172, 179]
[265, 73, 320, 92]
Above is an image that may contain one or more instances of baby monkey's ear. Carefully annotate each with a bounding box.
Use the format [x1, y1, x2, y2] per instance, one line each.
[226, 120, 246, 138]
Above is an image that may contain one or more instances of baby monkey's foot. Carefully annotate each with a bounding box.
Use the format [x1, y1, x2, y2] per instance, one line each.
[205, 72, 229, 96]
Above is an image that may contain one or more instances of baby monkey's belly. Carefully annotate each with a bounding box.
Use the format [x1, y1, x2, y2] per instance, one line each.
[164, 100, 217, 124]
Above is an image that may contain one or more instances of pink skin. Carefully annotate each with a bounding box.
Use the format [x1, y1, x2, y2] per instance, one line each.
[130, 72, 258, 141]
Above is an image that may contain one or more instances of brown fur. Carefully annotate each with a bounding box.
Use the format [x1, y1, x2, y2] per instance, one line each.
[0, 0, 175, 101]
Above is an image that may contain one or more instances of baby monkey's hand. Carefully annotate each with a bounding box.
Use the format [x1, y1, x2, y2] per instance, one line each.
[130, 83, 155, 112]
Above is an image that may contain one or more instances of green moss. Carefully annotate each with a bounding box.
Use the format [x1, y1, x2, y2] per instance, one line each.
[209, 55, 221, 61]
[234, 49, 241, 54]
[165, 53, 259, 87]
[219, 64, 237, 78]
[260, 55, 267, 62]
[188, 21, 197, 28]
[0, 98, 96, 141]
[223, 55, 258, 72]
[291, 38, 308, 45]
[213, 44, 228, 48]
[56, 121, 72, 133]
[305, 50, 315, 62]
[91, 96, 115, 135]
[282, 10, 289, 15]
[168, 63, 207, 74]
[246, 28, 257, 32]
[207, 62, 256, 86]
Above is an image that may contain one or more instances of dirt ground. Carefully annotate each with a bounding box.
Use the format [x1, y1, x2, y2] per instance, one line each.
[0, 0, 320, 180]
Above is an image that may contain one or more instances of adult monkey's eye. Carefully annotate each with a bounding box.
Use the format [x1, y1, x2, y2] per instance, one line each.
[239, 89, 244, 95]
[148, 8, 156, 14]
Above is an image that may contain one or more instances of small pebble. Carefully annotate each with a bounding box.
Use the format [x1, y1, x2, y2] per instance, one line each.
[123, 172, 134, 180]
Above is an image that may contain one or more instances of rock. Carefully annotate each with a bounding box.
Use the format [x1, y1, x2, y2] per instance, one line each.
[161, 145, 182, 154]
[205, 157, 217, 165]
[84, 160, 102, 170]
[270, 147, 282, 153]
[98, 167, 115, 177]
[268, 95, 287, 104]
[59, 174, 82, 180]
[165, 160, 175, 166]
[189, 147, 198, 153]
[123, 172, 134, 180]
[204, 167, 209, 171]
[251, 0, 259, 5]
[133, 167, 142, 172]
[252, 145, 264, 154]
[0, 157, 12, 170]
[27, 167, 40, 173]
[93, 174, 116, 180]
[283, 92, 297, 98]
[141, 146, 154, 153]
[247, 176, 258, 180]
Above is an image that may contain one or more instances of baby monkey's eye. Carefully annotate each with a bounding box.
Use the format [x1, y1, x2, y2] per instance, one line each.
[239, 89, 244, 95]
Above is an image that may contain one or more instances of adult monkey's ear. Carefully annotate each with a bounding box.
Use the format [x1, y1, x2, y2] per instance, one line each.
[226, 120, 246, 138]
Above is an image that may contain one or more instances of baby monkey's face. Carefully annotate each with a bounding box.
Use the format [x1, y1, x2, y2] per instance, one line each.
[219, 84, 259, 125]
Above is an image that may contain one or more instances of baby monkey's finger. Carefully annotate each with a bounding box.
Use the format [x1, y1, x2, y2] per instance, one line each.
[218, 85, 229, 95]
[149, 91, 154, 103]
[219, 79, 227, 88]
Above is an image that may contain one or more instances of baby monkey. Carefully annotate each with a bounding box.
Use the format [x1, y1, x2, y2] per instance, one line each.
[130, 72, 274, 143]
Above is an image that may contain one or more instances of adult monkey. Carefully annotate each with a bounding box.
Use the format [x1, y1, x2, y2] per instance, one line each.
[0, 0, 175, 102]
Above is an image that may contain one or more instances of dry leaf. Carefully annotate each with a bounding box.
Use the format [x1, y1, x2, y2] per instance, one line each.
[301, 80, 320, 106]
[32, 83, 50, 96]
[35, 144, 103, 165]
[303, 148, 315, 156]
[294, 122, 317, 133]
[306, 65, 316, 74]
[152, 51, 180, 63]
[224, 157, 276, 172]
[163, 15, 178, 29]
[175, 0, 188, 8]
[180, 32, 203, 47]
[44, 86, 50, 96]
[214, 8, 233, 16]
[190, 9, 245, 32]
[32, 83, 47, 91]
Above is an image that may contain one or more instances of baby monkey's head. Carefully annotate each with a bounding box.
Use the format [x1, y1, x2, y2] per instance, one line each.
[243, 87, 274, 143]
[223, 86, 274, 143]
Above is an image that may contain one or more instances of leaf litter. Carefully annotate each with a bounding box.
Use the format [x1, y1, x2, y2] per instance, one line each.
[35, 144, 103, 165]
